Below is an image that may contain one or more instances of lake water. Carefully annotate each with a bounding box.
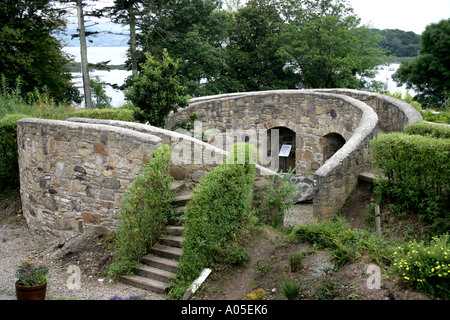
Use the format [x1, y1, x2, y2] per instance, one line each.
[63, 46, 414, 108]
[63, 46, 131, 108]
[371, 63, 414, 96]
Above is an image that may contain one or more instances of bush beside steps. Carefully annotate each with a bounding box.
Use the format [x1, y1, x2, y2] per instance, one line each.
[118, 180, 190, 294]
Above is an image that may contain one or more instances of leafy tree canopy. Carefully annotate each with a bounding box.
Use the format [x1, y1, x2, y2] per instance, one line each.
[393, 19, 450, 110]
[224, 0, 300, 92]
[135, 0, 385, 94]
[278, 0, 385, 89]
[124, 50, 189, 127]
[0, 0, 79, 103]
[136, 0, 228, 97]
[372, 28, 421, 57]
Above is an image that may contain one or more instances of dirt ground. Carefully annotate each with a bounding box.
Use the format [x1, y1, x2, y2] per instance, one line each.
[192, 182, 430, 301]
[0, 184, 431, 300]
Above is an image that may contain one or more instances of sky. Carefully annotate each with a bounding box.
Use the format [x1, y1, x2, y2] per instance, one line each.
[67, 0, 450, 36]
[348, 0, 450, 34]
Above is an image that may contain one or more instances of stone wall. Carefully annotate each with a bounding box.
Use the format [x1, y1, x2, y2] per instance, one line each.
[17, 117, 276, 236]
[312, 89, 423, 133]
[17, 89, 423, 235]
[167, 90, 381, 220]
[67, 118, 275, 187]
[167, 90, 376, 180]
[17, 118, 162, 236]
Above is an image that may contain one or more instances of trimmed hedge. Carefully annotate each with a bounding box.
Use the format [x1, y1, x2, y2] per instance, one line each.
[370, 133, 449, 230]
[169, 143, 256, 298]
[69, 107, 134, 122]
[109, 145, 174, 276]
[0, 114, 32, 189]
[404, 122, 450, 139]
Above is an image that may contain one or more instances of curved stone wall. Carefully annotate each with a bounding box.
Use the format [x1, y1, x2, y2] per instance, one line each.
[17, 118, 162, 236]
[17, 117, 275, 236]
[67, 117, 275, 184]
[167, 90, 379, 180]
[17, 89, 423, 236]
[167, 89, 422, 219]
[311, 89, 423, 133]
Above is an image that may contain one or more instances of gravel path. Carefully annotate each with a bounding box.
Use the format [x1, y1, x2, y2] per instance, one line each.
[0, 220, 165, 300]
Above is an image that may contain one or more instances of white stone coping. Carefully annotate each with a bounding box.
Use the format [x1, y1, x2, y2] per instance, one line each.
[17, 117, 163, 144]
[311, 88, 423, 125]
[312, 93, 379, 177]
[182, 90, 379, 178]
[67, 117, 277, 176]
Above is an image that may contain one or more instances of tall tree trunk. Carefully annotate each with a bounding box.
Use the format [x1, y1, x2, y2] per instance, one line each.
[128, 5, 138, 77]
[76, 0, 92, 108]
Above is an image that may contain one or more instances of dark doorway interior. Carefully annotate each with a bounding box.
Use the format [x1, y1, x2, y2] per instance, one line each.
[323, 132, 346, 161]
[268, 126, 296, 173]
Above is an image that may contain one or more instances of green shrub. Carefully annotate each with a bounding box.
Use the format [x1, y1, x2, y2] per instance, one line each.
[253, 169, 297, 227]
[313, 277, 341, 300]
[169, 143, 256, 299]
[404, 122, 450, 139]
[288, 253, 305, 272]
[370, 133, 450, 228]
[294, 218, 397, 266]
[124, 50, 188, 126]
[391, 234, 450, 299]
[282, 278, 301, 300]
[295, 218, 358, 266]
[0, 114, 32, 189]
[109, 145, 174, 275]
[70, 108, 134, 122]
[421, 110, 450, 124]
[90, 77, 112, 109]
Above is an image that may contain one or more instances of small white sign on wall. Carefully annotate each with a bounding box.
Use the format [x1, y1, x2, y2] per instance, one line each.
[279, 144, 292, 157]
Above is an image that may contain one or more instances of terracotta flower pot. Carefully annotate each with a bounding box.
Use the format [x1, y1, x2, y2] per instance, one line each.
[15, 281, 47, 300]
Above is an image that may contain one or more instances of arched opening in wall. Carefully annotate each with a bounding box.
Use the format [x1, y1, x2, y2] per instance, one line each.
[323, 133, 346, 161]
[267, 126, 296, 173]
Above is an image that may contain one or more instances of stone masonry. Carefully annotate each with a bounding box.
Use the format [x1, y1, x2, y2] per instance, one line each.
[17, 118, 162, 236]
[17, 90, 423, 236]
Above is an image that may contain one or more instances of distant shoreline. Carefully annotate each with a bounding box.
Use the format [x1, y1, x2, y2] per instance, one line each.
[66, 62, 127, 72]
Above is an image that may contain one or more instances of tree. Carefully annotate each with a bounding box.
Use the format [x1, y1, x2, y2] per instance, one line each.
[106, 0, 143, 78]
[393, 19, 450, 110]
[75, 0, 93, 108]
[224, 0, 300, 92]
[60, 0, 108, 108]
[90, 77, 112, 108]
[373, 28, 421, 57]
[137, 0, 228, 97]
[124, 50, 189, 127]
[279, 0, 385, 89]
[0, 0, 78, 102]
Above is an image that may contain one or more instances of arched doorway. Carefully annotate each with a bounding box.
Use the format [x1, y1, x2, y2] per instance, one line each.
[323, 133, 346, 161]
[267, 126, 296, 173]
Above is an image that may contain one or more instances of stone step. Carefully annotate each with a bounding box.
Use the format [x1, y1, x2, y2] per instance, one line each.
[142, 254, 179, 273]
[174, 205, 187, 214]
[358, 171, 375, 184]
[160, 235, 184, 248]
[166, 225, 184, 236]
[171, 180, 186, 191]
[151, 244, 183, 260]
[119, 274, 169, 294]
[169, 214, 186, 226]
[172, 194, 191, 207]
[135, 264, 176, 283]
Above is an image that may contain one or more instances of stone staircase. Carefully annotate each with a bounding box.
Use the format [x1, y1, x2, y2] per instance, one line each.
[119, 180, 191, 294]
